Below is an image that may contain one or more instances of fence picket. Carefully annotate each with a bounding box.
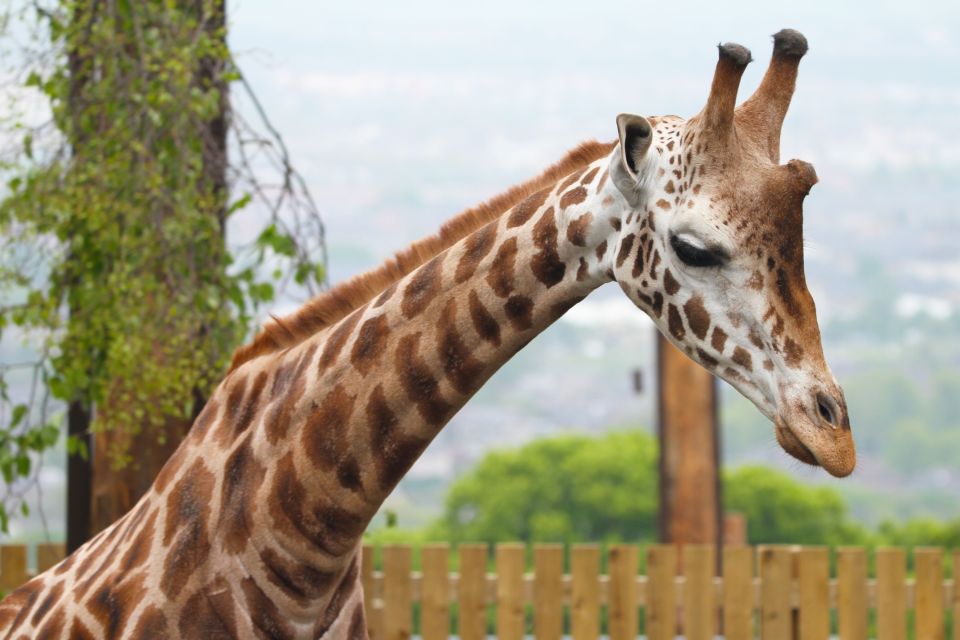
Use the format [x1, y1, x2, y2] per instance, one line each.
[383, 545, 412, 640]
[570, 545, 600, 640]
[797, 547, 830, 640]
[915, 547, 944, 640]
[683, 545, 715, 640]
[0, 545, 27, 594]
[609, 544, 639, 640]
[759, 546, 791, 639]
[496, 544, 525, 640]
[420, 544, 450, 640]
[36, 543, 65, 573]
[876, 547, 906, 640]
[722, 546, 753, 640]
[952, 550, 960, 640]
[837, 547, 868, 640]
[646, 544, 675, 640]
[459, 544, 489, 640]
[361, 545, 383, 640]
[534, 544, 563, 640]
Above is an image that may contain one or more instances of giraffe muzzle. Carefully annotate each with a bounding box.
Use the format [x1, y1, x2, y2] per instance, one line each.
[775, 389, 856, 477]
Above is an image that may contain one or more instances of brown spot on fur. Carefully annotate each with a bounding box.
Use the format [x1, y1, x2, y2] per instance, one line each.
[508, 186, 551, 228]
[504, 295, 534, 331]
[86, 573, 146, 639]
[438, 300, 486, 394]
[230, 140, 615, 371]
[456, 223, 497, 283]
[652, 292, 664, 318]
[268, 452, 366, 557]
[776, 267, 800, 315]
[264, 345, 314, 445]
[784, 336, 804, 367]
[609, 217, 621, 231]
[220, 435, 268, 553]
[30, 580, 63, 627]
[684, 295, 711, 339]
[668, 304, 685, 340]
[566, 212, 593, 246]
[711, 327, 728, 352]
[560, 186, 587, 209]
[749, 326, 765, 349]
[130, 606, 169, 640]
[242, 577, 295, 640]
[663, 269, 680, 296]
[486, 236, 518, 297]
[230, 370, 267, 441]
[656, 199, 672, 211]
[696, 348, 719, 368]
[577, 258, 589, 281]
[402, 255, 443, 318]
[664, 180, 675, 194]
[160, 459, 214, 597]
[260, 546, 335, 607]
[558, 168, 587, 192]
[35, 608, 65, 640]
[580, 166, 600, 185]
[189, 396, 220, 439]
[318, 308, 363, 371]
[531, 208, 566, 287]
[396, 333, 451, 425]
[315, 557, 362, 637]
[368, 385, 428, 492]
[120, 509, 157, 571]
[597, 168, 609, 191]
[747, 270, 764, 290]
[595, 240, 608, 261]
[348, 604, 366, 639]
[468, 290, 501, 347]
[350, 315, 390, 376]
[732, 346, 753, 371]
[616, 234, 636, 268]
[374, 282, 397, 308]
[649, 249, 661, 280]
[179, 578, 237, 638]
[303, 385, 361, 493]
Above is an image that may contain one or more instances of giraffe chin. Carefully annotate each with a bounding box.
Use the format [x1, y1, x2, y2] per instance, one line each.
[774, 417, 856, 478]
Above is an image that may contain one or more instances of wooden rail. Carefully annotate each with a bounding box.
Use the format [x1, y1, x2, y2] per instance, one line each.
[1, 542, 958, 638]
[361, 544, 960, 639]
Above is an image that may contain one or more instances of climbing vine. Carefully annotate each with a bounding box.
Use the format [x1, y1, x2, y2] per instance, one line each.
[0, 0, 326, 532]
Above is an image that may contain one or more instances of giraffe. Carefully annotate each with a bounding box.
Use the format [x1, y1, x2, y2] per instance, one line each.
[0, 29, 854, 639]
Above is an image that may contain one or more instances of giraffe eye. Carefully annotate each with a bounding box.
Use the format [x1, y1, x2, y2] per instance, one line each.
[670, 234, 726, 268]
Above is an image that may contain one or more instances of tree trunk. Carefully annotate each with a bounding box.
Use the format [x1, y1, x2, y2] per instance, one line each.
[80, 0, 229, 538]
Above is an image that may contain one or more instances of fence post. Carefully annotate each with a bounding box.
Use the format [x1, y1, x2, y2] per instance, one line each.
[420, 544, 450, 640]
[383, 545, 412, 640]
[459, 544, 489, 640]
[646, 544, 675, 640]
[797, 546, 830, 640]
[609, 544, 639, 640]
[952, 550, 960, 640]
[683, 544, 715, 640]
[496, 544, 525, 640]
[570, 545, 600, 640]
[759, 546, 792, 640]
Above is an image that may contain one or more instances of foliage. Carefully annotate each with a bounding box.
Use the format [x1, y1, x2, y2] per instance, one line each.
[0, 1, 325, 531]
[432, 430, 658, 545]
[723, 465, 868, 546]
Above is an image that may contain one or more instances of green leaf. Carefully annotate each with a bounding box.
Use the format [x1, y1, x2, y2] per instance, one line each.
[10, 404, 28, 429]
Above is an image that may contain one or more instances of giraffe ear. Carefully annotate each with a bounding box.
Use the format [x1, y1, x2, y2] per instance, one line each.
[612, 113, 654, 205]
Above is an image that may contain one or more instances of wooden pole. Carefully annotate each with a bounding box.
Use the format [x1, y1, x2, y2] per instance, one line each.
[656, 334, 721, 547]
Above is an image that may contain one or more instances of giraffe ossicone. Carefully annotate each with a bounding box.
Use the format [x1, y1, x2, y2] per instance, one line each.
[1, 28, 854, 640]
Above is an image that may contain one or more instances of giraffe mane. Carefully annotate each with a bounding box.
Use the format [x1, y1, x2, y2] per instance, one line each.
[228, 139, 617, 372]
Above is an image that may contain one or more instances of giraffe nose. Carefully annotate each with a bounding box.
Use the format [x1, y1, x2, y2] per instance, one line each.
[814, 391, 849, 431]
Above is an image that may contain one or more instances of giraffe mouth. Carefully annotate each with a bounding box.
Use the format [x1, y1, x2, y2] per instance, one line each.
[774, 423, 819, 467]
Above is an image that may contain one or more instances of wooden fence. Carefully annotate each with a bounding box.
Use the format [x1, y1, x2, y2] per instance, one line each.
[1, 542, 958, 638]
[361, 544, 960, 640]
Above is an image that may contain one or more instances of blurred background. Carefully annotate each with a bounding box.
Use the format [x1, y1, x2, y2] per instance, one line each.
[1, 0, 958, 549]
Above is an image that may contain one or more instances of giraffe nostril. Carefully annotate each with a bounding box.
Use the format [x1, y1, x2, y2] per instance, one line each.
[816, 392, 837, 427]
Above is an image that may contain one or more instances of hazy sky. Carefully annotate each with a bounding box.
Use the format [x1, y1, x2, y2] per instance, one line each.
[227, 0, 960, 286]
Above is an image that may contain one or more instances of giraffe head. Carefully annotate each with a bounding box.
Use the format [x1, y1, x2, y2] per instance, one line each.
[609, 30, 855, 477]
